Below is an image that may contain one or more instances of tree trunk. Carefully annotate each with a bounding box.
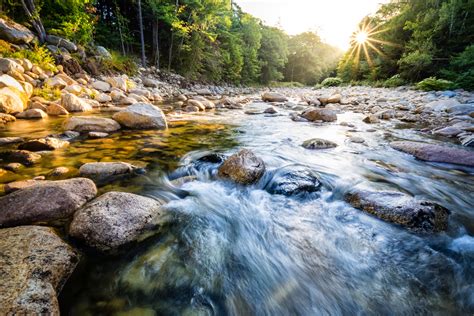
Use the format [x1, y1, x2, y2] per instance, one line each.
[137, 0, 146, 66]
[20, 0, 46, 43]
[168, 0, 179, 72]
[117, 10, 126, 55]
[152, 20, 160, 68]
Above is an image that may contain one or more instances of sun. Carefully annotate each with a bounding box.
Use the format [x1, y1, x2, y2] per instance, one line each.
[355, 31, 368, 44]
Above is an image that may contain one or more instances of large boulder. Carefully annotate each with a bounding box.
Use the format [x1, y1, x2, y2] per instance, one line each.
[15, 108, 47, 119]
[0, 178, 97, 227]
[69, 191, 164, 251]
[301, 108, 337, 122]
[61, 93, 92, 112]
[112, 103, 167, 129]
[0, 86, 27, 113]
[45, 34, 77, 52]
[0, 226, 78, 315]
[79, 161, 139, 184]
[0, 18, 35, 44]
[0, 74, 25, 92]
[345, 189, 450, 233]
[63, 116, 121, 132]
[265, 166, 321, 196]
[391, 141, 474, 166]
[218, 149, 265, 185]
[18, 137, 69, 151]
[262, 92, 288, 102]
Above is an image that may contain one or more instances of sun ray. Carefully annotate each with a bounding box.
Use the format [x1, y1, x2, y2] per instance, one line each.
[362, 43, 372, 67]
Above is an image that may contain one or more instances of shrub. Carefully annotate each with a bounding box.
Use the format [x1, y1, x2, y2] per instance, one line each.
[100, 51, 138, 76]
[383, 74, 406, 88]
[441, 44, 474, 91]
[321, 77, 342, 87]
[416, 77, 455, 91]
[33, 85, 62, 101]
[1, 43, 57, 73]
[269, 81, 304, 88]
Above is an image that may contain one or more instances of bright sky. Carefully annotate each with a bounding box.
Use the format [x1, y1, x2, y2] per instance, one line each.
[235, 0, 389, 50]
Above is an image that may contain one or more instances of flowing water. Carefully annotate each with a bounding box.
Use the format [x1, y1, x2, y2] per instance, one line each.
[1, 99, 473, 315]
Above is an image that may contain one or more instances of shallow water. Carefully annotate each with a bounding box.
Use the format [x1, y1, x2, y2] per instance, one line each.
[2, 101, 473, 315]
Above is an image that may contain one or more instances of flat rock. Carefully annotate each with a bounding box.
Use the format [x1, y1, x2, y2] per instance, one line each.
[79, 161, 138, 184]
[0, 178, 97, 227]
[63, 116, 121, 132]
[69, 191, 164, 251]
[391, 141, 474, 166]
[302, 138, 337, 149]
[218, 149, 265, 185]
[18, 137, 69, 151]
[112, 103, 167, 129]
[262, 92, 288, 102]
[0, 226, 78, 315]
[345, 189, 450, 233]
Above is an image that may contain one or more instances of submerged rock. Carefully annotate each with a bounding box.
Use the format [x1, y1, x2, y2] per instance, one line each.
[79, 161, 139, 184]
[302, 138, 337, 149]
[345, 189, 450, 233]
[18, 137, 69, 151]
[266, 166, 321, 196]
[112, 103, 167, 130]
[218, 149, 265, 185]
[0, 226, 79, 315]
[391, 141, 474, 166]
[69, 192, 164, 251]
[0, 150, 41, 165]
[63, 116, 121, 133]
[0, 178, 97, 227]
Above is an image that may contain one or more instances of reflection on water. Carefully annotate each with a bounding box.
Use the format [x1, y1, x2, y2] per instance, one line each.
[2, 103, 473, 314]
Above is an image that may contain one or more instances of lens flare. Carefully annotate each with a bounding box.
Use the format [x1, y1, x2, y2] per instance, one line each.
[355, 31, 368, 44]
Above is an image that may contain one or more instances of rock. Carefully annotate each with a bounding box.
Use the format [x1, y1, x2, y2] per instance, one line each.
[106, 77, 128, 91]
[363, 115, 379, 124]
[432, 126, 463, 137]
[4, 179, 45, 194]
[326, 93, 341, 104]
[130, 88, 152, 99]
[424, 99, 460, 112]
[0, 74, 25, 92]
[262, 92, 288, 102]
[79, 161, 138, 184]
[4, 162, 22, 172]
[0, 18, 35, 44]
[195, 88, 212, 95]
[46, 103, 69, 116]
[376, 109, 396, 120]
[218, 149, 265, 185]
[0, 136, 23, 145]
[92, 80, 111, 92]
[349, 136, 365, 143]
[0, 150, 41, 165]
[18, 137, 69, 151]
[44, 76, 68, 89]
[0, 178, 97, 227]
[88, 131, 108, 138]
[391, 141, 474, 166]
[0, 113, 16, 124]
[143, 78, 159, 88]
[184, 105, 199, 112]
[0, 58, 24, 74]
[0, 86, 28, 113]
[29, 101, 47, 111]
[112, 103, 167, 130]
[96, 46, 112, 59]
[95, 92, 112, 103]
[187, 99, 205, 111]
[460, 135, 474, 147]
[64, 84, 82, 95]
[265, 166, 321, 196]
[49, 167, 70, 177]
[45, 34, 77, 52]
[345, 189, 449, 233]
[69, 192, 164, 251]
[0, 226, 78, 315]
[16, 108, 48, 119]
[302, 138, 338, 149]
[61, 93, 92, 112]
[301, 108, 337, 122]
[63, 116, 121, 133]
[264, 106, 277, 114]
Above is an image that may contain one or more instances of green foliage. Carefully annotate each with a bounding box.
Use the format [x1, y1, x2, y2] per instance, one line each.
[382, 74, 406, 88]
[100, 50, 138, 76]
[415, 77, 455, 91]
[269, 81, 305, 88]
[33, 85, 61, 101]
[441, 44, 474, 91]
[259, 26, 288, 84]
[321, 77, 343, 87]
[0, 41, 57, 72]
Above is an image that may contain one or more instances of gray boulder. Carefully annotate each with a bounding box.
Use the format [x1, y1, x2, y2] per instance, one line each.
[0, 18, 35, 44]
[0, 178, 97, 227]
[112, 103, 167, 129]
[302, 138, 338, 149]
[0, 226, 78, 315]
[79, 161, 139, 184]
[45, 34, 77, 52]
[69, 192, 164, 251]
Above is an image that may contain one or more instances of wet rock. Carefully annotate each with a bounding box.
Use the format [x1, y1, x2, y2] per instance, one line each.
[95, 92, 112, 103]
[4, 179, 45, 194]
[302, 138, 338, 149]
[262, 92, 288, 102]
[460, 135, 474, 147]
[301, 108, 337, 122]
[0, 86, 28, 114]
[69, 192, 164, 251]
[424, 99, 460, 112]
[88, 131, 108, 138]
[0, 113, 16, 124]
[266, 166, 321, 196]
[61, 93, 92, 112]
[218, 149, 265, 185]
[106, 77, 128, 91]
[391, 141, 474, 166]
[432, 126, 463, 137]
[0, 226, 78, 315]
[345, 189, 450, 233]
[187, 99, 205, 111]
[92, 80, 111, 92]
[112, 103, 167, 130]
[0, 18, 35, 44]
[326, 93, 341, 104]
[15, 108, 47, 119]
[363, 115, 379, 124]
[0, 150, 41, 165]
[264, 106, 277, 114]
[79, 161, 139, 184]
[46, 103, 69, 116]
[349, 136, 365, 143]
[0, 136, 23, 145]
[0, 178, 97, 227]
[63, 116, 121, 133]
[49, 166, 70, 177]
[18, 137, 69, 151]
[4, 162, 22, 172]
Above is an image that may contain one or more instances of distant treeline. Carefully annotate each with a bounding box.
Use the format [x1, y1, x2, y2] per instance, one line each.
[338, 0, 474, 90]
[2, 0, 341, 85]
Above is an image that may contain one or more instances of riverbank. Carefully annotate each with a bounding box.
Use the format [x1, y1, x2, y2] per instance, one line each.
[1, 54, 474, 313]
